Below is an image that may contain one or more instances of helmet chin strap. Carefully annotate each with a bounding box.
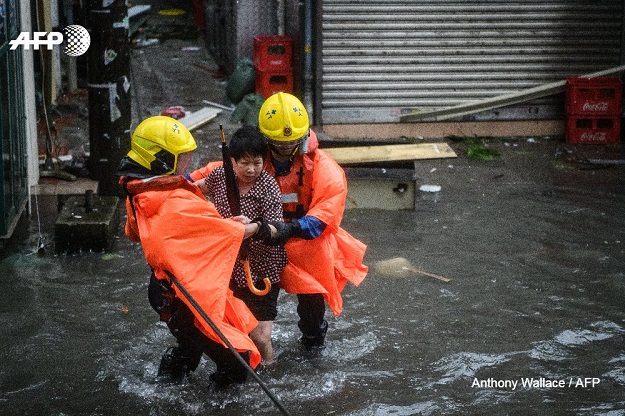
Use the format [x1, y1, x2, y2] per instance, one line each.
[291, 145, 301, 158]
[298, 137, 309, 154]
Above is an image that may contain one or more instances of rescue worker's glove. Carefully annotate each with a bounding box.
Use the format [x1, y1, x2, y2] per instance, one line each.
[251, 217, 273, 243]
[251, 218, 301, 246]
[268, 220, 301, 246]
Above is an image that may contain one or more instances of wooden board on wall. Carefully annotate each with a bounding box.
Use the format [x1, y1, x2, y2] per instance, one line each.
[323, 143, 457, 164]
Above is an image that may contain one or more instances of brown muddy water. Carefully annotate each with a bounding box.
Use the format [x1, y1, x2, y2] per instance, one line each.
[1, 137, 624, 415]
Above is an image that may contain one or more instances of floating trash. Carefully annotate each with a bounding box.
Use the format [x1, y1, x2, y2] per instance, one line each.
[419, 184, 441, 193]
[158, 8, 185, 16]
[374, 257, 451, 282]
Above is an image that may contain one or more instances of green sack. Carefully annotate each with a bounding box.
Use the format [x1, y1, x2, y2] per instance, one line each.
[231, 94, 265, 126]
[226, 58, 255, 105]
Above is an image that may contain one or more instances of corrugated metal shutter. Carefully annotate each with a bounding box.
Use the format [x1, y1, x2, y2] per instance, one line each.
[320, 0, 624, 123]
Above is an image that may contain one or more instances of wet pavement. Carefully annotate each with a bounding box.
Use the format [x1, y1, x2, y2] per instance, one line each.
[2, 2, 625, 415]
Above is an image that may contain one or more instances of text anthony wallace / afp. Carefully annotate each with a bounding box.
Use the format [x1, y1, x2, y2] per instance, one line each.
[472, 377, 601, 391]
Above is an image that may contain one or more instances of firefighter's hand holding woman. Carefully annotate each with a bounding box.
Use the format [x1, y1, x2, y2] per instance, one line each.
[192, 92, 369, 352]
[116, 116, 274, 387]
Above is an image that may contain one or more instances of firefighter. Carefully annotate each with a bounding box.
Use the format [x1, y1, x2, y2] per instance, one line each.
[257, 92, 368, 349]
[117, 116, 263, 387]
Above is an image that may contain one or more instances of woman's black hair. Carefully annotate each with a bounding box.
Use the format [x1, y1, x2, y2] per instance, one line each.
[229, 125, 268, 161]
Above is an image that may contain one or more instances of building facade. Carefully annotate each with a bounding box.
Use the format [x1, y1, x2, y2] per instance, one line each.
[0, 0, 37, 239]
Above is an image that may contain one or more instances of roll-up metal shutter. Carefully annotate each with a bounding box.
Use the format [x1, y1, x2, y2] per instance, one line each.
[320, 0, 624, 124]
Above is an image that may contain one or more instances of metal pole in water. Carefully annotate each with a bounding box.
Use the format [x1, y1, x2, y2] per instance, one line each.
[165, 271, 293, 416]
[88, 0, 131, 197]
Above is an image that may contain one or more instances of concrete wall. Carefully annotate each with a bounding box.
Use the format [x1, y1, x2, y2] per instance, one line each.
[322, 120, 565, 140]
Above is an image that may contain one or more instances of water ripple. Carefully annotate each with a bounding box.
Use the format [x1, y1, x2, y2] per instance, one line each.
[351, 401, 441, 416]
[431, 352, 511, 384]
[529, 320, 623, 362]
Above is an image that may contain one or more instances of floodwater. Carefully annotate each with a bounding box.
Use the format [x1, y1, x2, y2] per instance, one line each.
[3, 3, 625, 411]
[1, 137, 624, 416]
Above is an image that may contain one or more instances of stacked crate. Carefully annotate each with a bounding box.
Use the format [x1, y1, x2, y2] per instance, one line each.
[565, 77, 623, 144]
[253, 35, 293, 98]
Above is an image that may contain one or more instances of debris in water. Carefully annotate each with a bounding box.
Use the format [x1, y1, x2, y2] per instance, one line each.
[445, 135, 499, 161]
[158, 8, 185, 16]
[419, 184, 441, 193]
[466, 141, 499, 161]
[374, 257, 415, 278]
[101, 253, 124, 261]
[374, 257, 451, 282]
[37, 236, 46, 255]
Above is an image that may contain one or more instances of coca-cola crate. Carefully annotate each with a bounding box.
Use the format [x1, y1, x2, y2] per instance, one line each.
[255, 69, 293, 98]
[253, 35, 293, 71]
[565, 115, 621, 144]
[565, 77, 623, 116]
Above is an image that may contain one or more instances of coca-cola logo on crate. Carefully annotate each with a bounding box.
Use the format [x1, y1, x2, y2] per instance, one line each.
[582, 102, 610, 112]
[580, 132, 607, 142]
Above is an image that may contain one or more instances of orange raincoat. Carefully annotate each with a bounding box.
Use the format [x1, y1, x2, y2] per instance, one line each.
[122, 175, 261, 368]
[191, 131, 368, 316]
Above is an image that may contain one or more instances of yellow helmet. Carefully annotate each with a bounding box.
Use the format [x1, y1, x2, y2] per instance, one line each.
[127, 116, 196, 175]
[258, 92, 309, 144]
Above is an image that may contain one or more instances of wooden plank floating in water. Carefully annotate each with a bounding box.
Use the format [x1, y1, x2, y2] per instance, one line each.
[323, 143, 457, 164]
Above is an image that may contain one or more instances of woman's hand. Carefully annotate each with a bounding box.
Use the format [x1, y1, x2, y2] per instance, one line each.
[194, 179, 206, 193]
[232, 215, 251, 225]
[243, 221, 259, 239]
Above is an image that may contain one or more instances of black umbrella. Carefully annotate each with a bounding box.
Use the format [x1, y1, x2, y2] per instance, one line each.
[220, 124, 241, 217]
[220, 125, 271, 296]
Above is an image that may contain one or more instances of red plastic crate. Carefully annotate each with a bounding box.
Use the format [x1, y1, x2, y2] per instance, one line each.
[565, 114, 621, 144]
[255, 69, 293, 98]
[565, 77, 623, 116]
[253, 35, 293, 71]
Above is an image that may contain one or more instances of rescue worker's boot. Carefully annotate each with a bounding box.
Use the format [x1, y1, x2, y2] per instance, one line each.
[297, 294, 327, 350]
[299, 319, 328, 350]
[209, 371, 239, 389]
[208, 351, 251, 389]
[157, 346, 202, 383]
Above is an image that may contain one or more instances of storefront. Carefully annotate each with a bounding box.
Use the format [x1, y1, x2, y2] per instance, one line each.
[318, 1, 624, 125]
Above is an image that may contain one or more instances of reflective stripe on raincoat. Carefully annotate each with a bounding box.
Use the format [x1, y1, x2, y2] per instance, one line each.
[122, 175, 261, 368]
